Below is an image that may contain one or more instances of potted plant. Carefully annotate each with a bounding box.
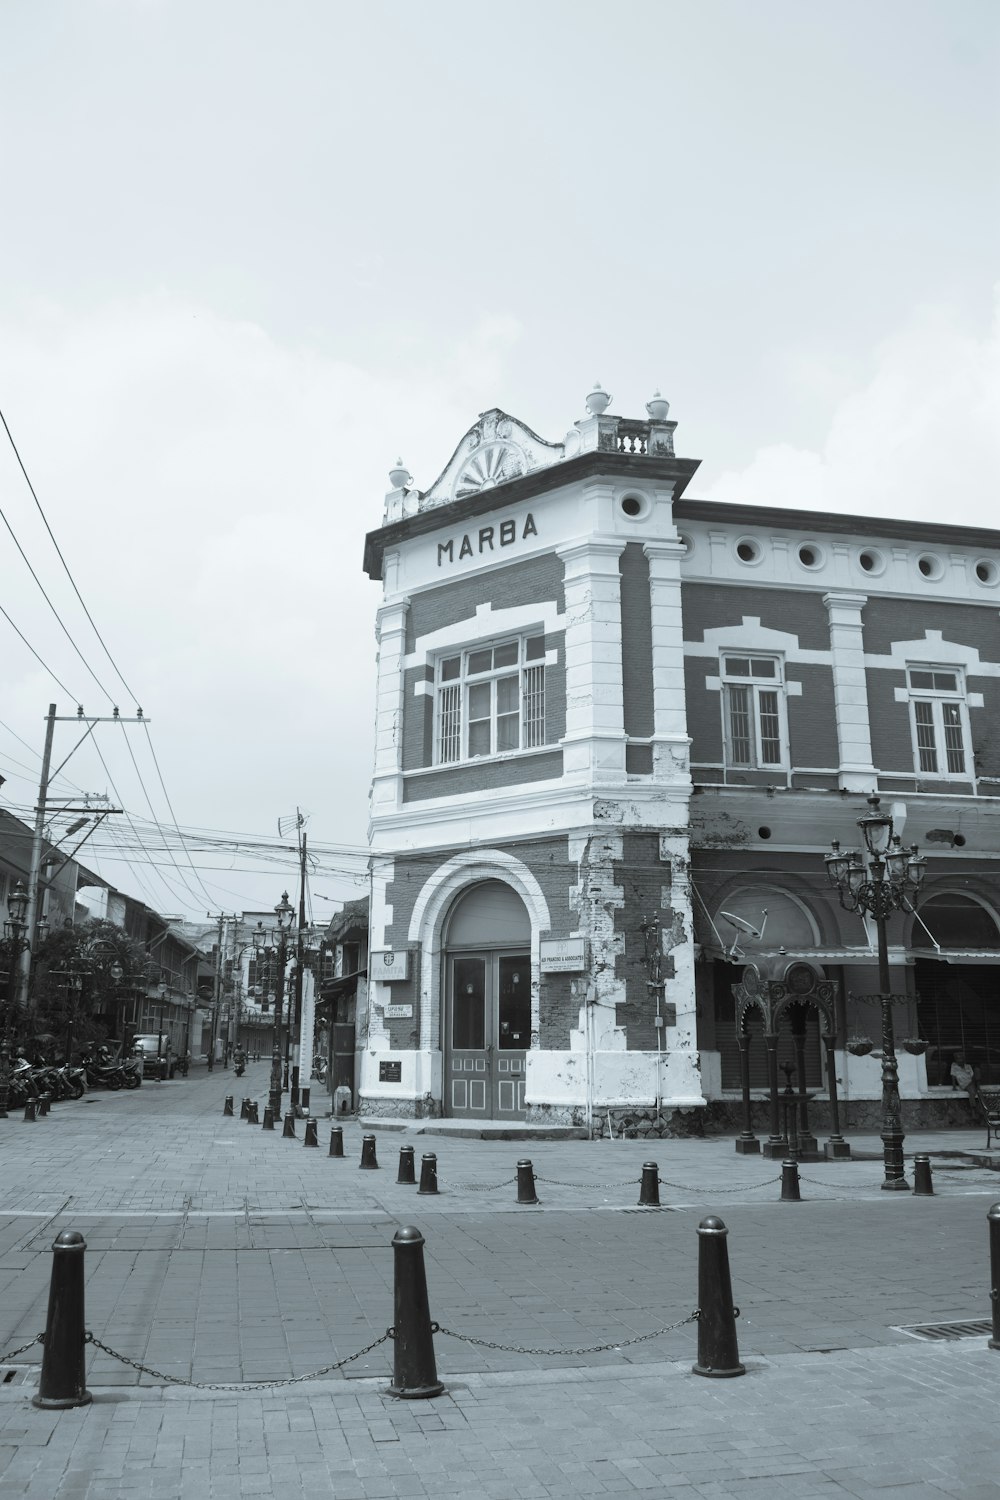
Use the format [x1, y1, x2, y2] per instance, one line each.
[846, 1037, 874, 1056]
[901, 1038, 930, 1055]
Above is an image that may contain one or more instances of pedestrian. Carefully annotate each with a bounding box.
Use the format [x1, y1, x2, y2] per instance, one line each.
[950, 1050, 979, 1105]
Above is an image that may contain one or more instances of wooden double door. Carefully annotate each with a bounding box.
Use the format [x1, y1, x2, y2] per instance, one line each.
[446, 950, 530, 1120]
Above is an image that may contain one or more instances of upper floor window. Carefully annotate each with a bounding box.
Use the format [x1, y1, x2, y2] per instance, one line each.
[907, 667, 969, 777]
[436, 635, 546, 764]
[721, 654, 786, 769]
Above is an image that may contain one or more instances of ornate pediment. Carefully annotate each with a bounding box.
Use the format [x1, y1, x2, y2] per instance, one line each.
[419, 408, 565, 510]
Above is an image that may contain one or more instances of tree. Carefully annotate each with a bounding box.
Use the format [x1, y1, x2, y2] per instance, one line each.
[29, 919, 147, 1059]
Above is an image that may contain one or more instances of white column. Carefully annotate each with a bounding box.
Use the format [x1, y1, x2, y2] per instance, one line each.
[557, 536, 626, 781]
[370, 597, 409, 817]
[645, 539, 691, 786]
[823, 592, 876, 791]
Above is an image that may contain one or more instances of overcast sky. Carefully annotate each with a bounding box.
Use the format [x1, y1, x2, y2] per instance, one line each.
[1, 0, 997, 924]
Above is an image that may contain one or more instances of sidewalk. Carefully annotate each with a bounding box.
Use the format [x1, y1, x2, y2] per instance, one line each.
[0, 1063, 998, 1498]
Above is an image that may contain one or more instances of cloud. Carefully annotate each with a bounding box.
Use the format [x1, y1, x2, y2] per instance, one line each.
[702, 291, 1000, 528]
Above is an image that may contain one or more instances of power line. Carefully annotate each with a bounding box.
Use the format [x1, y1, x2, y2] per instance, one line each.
[140, 722, 219, 909]
[0, 599, 79, 699]
[0, 402, 139, 706]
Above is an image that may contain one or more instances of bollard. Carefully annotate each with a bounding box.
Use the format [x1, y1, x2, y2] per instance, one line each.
[303, 1118, 318, 1147]
[329, 1125, 344, 1158]
[282, 1112, 296, 1139]
[516, 1159, 538, 1205]
[639, 1162, 660, 1207]
[397, 1145, 416, 1184]
[247, 1102, 259, 1125]
[387, 1226, 444, 1399]
[239, 1097, 250, 1120]
[989, 1202, 1000, 1351]
[418, 1154, 438, 1196]
[262, 1106, 275, 1131]
[223, 1095, 234, 1117]
[23, 1099, 37, 1122]
[38, 1093, 51, 1117]
[33, 1230, 92, 1408]
[692, 1216, 745, 1379]
[913, 1154, 934, 1196]
[360, 1134, 379, 1170]
[780, 1159, 801, 1202]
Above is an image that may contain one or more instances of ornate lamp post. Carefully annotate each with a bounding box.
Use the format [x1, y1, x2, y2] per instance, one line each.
[824, 797, 927, 1190]
[1, 880, 31, 1119]
[257, 892, 295, 1119]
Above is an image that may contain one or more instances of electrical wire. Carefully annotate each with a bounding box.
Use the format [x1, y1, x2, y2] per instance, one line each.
[0, 402, 139, 706]
[140, 722, 221, 909]
[0, 600, 80, 700]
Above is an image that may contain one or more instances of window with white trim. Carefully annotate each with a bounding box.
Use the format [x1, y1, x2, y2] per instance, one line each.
[907, 667, 969, 777]
[435, 635, 546, 764]
[721, 654, 787, 769]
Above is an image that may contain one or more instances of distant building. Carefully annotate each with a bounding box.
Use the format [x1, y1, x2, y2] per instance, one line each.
[360, 392, 1000, 1133]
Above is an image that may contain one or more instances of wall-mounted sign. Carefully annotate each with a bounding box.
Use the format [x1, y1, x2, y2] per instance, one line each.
[540, 937, 588, 974]
[384, 1004, 413, 1020]
[371, 949, 410, 981]
[379, 1059, 402, 1082]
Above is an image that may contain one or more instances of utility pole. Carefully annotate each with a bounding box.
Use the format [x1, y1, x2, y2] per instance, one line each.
[16, 704, 136, 1015]
[290, 832, 307, 1116]
[208, 912, 224, 1070]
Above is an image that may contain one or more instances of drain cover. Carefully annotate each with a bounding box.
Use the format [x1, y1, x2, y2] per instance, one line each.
[897, 1319, 993, 1342]
[1, 1367, 35, 1386]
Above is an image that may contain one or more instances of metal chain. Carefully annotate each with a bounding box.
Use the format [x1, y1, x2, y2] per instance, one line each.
[535, 1175, 639, 1189]
[797, 1174, 886, 1189]
[657, 1175, 781, 1192]
[454, 1178, 519, 1193]
[84, 1329, 392, 1390]
[435, 1309, 701, 1358]
[0, 1334, 43, 1364]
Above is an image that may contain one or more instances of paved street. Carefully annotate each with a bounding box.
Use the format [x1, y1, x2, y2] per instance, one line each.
[1, 1062, 999, 1498]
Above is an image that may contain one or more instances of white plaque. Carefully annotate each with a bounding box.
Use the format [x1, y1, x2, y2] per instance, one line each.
[384, 1004, 413, 1019]
[372, 949, 410, 981]
[540, 937, 588, 973]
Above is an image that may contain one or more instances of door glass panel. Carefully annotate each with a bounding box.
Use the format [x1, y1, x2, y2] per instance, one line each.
[452, 958, 486, 1049]
[498, 955, 530, 1050]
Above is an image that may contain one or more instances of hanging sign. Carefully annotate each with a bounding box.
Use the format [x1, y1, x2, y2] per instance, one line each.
[371, 949, 410, 980]
[540, 937, 588, 973]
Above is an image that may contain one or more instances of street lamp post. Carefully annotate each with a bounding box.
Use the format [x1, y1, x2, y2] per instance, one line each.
[824, 797, 927, 1191]
[257, 893, 294, 1119]
[1, 880, 31, 1119]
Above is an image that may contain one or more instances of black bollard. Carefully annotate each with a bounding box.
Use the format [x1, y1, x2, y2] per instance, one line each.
[692, 1216, 745, 1379]
[639, 1162, 660, 1207]
[360, 1134, 379, 1170]
[988, 1202, 1000, 1351]
[303, 1118, 318, 1147]
[239, 1097, 250, 1120]
[262, 1106, 274, 1131]
[387, 1226, 444, 1399]
[418, 1154, 438, 1196]
[516, 1159, 538, 1205]
[23, 1099, 36, 1122]
[33, 1230, 92, 1408]
[38, 1093, 51, 1117]
[397, 1145, 416, 1184]
[780, 1159, 801, 1202]
[329, 1125, 344, 1158]
[223, 1095, 234, 1117]
[248, 1102, 259, 1125]
[913, 1154, 934, 1196]
[282, 1112, 296, 1139]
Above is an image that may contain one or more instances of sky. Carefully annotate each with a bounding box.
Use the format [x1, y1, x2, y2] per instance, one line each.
[1, 0, 997, 925]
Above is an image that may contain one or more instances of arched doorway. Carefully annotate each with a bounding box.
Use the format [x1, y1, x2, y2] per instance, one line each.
[444, 880, 531, 1120]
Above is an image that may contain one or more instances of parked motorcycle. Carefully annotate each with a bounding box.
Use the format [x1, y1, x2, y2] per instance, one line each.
[81, 1045, 127, 1090]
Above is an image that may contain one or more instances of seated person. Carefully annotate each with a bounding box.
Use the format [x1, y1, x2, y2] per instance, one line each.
[950, 1051, 979, 1101]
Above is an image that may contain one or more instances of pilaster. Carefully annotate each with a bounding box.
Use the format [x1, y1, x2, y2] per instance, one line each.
[557, 536, 627, 781]
[823, 591, 877, 791]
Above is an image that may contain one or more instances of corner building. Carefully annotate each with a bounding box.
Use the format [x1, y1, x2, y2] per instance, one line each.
[361, 396, 1000, 1134]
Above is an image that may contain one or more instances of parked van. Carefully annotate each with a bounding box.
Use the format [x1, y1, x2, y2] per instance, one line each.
[131, 1034, 176, 1079]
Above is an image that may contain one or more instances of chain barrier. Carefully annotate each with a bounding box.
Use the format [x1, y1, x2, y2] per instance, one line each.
[454, 1179, 519, 1193]
[797, 1173, 886, 1190]
[0, 1334, 43, 1364]
[83, 1329, 392, 1391]
[535, 1175, 640, 1190]
[658, 1175, 781, 1193]
[435, 1309, 702, 1358]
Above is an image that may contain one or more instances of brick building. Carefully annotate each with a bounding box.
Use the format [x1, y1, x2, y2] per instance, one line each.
[360, 392, 1000, 1133]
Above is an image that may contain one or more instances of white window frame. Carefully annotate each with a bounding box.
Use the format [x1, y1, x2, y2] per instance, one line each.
[906, 665, 971, 778]
[720, 653, 789, 771]
[434, 635, 546, 766]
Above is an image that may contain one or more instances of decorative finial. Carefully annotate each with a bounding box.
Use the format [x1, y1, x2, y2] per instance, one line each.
[388, 458, 411, 490]
[585, 382, 612, 416]
[645, 390, 670, 422]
